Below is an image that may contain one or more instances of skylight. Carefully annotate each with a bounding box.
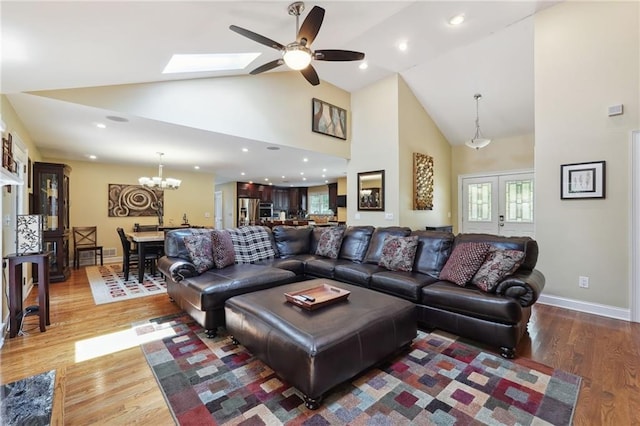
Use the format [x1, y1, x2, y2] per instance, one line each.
[162, 53, 261, 74]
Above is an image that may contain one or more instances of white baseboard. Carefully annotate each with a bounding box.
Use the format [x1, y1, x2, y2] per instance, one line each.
[537, 294, 631, 321]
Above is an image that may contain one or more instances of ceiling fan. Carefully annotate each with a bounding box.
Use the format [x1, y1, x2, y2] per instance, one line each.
[229, 1, 365, 86]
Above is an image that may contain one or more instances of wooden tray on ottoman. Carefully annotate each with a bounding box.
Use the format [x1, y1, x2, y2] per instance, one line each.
[284, 283, 350, 310]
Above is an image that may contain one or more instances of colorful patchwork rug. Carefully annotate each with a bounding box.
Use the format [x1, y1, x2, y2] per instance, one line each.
[86, 264, 166, 305]
[137, 313, 581, 425]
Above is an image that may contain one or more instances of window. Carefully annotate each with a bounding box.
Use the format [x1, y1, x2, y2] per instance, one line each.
[505, 179, 534, 222]
[468, 183, 492, 222]
[308, 193, 331, 214]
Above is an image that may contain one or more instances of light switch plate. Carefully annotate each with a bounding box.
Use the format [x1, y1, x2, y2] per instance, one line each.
[608, 104, 623, 116]
[384, 213, 394, 220]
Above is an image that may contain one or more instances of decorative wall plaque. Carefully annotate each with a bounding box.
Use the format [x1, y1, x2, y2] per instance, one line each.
[108, 184, 163, 217]
[413, 152, 434, 210]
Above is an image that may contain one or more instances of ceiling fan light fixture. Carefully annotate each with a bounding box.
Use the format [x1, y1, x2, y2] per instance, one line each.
[283, 44, 312, 70]
[465, 93, 492, 150]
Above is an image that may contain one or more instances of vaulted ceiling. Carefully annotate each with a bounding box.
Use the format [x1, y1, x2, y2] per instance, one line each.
[1, 1, 559, 186]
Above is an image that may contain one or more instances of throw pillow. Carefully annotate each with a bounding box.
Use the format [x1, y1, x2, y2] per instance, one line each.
[439, 242, 491, 286]
[183, 234, 214, 273]
[315, 226, 346, 259]
[471, 248, 525, 292]
[378, 235, 419, 272]
[227, 226, 276, 264]
[210, 229, 235, 269]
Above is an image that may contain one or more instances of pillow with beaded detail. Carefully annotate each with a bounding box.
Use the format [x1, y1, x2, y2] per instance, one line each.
[378, 235, 419, 272]
[183, 233, 214, 273]
[471, 248, 525, 292]
[439, 242, 492, 286]
[315, 226, 346, 259]
[210, 229, 235, 269]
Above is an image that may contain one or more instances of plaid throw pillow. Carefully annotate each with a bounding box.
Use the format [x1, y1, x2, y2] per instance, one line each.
[228, 226, 275, 264]
[439, 242, 491, 286]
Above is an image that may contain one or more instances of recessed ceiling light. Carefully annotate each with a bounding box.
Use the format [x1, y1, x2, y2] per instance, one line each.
[322, 174, 326, 178]
[267, 146, 280, 151]
[87, 154, 97, 160]
[359, 62, 368, 70]
[281, 175, 285, 179]
[269, 182, 273, 186]
[264, 178, 269, 181]
[449, 14, 465, 26]
[242, 148, 249, 152]
[249, 180, 253, 184]
[106, 115, 128, 122]
[300, 172, 304, 175]
[303, 177, 307, 181]
[398, 41, 408, 52]
[322, 168, 327, 172]
[241, 172, 246, 176]
[95, 123, 106, 129]
[325, 180, 329, 183]
[303, 158, 308, 162]
[194, 165, 200, 170]
[163, 53, 261, 74]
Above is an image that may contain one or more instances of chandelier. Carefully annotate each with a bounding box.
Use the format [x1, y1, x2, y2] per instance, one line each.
[138, 152, 181, 190]
[465, 93, 492, 150]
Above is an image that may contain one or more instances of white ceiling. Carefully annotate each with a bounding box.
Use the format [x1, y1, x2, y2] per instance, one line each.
[1, 1, 559, 186]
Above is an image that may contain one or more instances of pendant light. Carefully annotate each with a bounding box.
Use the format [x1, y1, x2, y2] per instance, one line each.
[465, 93, 492, 150]
[138, 152, 181, 190]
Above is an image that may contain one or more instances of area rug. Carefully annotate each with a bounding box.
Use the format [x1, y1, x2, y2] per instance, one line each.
[0, 370, 56, 425]
[86, 264, 166, 305]
[136, 313, 581, 426]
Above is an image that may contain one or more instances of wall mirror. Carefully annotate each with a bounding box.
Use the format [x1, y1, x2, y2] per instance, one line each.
[357, 170, 385, 211]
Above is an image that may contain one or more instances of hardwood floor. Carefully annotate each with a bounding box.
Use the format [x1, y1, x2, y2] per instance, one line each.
[1, 267, 639, 425]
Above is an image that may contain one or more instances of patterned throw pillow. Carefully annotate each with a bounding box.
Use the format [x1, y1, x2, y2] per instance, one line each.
[183, 234, 214, 273]
[227, 226, 276, 264]
[378, 235, 419, 272]
[315, 227, 346, 259]
[210, 230, 235, 269]
[471, 249, 525, 292]
[439, 242, 491, 286]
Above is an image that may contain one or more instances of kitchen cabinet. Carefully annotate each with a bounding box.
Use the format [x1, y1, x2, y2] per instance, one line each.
[32, 162, 71, 282]
[259, 185, 272, 203]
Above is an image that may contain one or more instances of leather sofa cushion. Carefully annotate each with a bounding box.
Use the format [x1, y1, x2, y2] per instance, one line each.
[272, 226, 312, 258]
[164, 228, 214, 260]
[454, 233, 538, 272]
[334, 263, 386, 287]
[370, 271, 439, 302]
[305, 258, 352, 279]
[411, 231, 455, 277]
[338, 226, 375, 263]
[421, 281, 523, 324]
[180, 264, 295, 310]
[363, 226, 411, 264]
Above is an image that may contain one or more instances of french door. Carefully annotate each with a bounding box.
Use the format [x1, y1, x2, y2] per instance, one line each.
[460, 171, 535, 237]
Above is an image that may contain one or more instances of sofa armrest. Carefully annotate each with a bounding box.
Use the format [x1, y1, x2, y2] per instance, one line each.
[157, 256, 199, 282]
[494, 269, 545, 307]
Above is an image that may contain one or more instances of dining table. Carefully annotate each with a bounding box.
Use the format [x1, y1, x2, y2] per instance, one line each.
[125, 230, 165, 284]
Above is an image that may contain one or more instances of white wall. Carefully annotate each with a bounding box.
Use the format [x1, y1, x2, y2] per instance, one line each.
[534, 1, 639, 310]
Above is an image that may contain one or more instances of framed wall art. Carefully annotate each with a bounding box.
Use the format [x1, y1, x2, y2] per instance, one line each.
[108, 184, 163, 217]
[413, 152, 434, 210]
[561, 161, 606, 199]
[312, 98, 347, 140]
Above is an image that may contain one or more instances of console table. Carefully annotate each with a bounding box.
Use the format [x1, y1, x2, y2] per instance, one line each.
[5, 252, 51, 338]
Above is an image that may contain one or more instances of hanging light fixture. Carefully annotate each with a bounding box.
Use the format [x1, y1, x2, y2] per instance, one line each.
[138, 152, 181, 190]
[465, 93, 492, 150]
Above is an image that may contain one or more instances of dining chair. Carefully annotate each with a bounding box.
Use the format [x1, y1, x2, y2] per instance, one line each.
[133, 224, 164, 257]
[116, 227, 160, 281]
[72, 226, 103, 269]
[134, 224, 159, 232]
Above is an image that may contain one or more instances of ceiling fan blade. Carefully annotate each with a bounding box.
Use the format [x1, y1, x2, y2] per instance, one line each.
[229, 25, 284, 51]
[300, 65, 320, 86]
[250, 59, 284, 75]
[314, 49, 365, 62]
[297, 6, 325, 46]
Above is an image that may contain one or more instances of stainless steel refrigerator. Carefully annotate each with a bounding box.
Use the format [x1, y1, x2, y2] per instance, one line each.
[238, 198, 260, 227]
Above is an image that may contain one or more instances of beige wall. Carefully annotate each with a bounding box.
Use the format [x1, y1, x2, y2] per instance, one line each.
[33, 72, 351, 159]
[350, 75, 400, 227]
[398, 77, 452, 231]
[58, 159, 215, 260]
[451, 133, 535, 232]
[534, 1, 639, 309]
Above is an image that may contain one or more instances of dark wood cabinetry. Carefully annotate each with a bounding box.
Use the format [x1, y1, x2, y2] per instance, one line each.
[32, 162, 71, 282]
[272, 188, 289, 214]
[237, 182, 308, 217]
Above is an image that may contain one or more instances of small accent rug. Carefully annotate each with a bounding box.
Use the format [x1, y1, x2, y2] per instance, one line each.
[0, 370, 56, 425]
[86, 264, 166, 305]
[136, 313, 581, 425]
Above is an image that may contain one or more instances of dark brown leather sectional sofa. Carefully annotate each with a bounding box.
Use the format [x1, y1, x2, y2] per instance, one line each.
[157, 225, 545, 358]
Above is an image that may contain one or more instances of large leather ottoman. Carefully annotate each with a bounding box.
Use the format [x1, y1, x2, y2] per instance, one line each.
[224, 279, 417, 409]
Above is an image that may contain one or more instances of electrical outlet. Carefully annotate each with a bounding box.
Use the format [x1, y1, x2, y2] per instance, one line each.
[579, 276, 589, 288]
